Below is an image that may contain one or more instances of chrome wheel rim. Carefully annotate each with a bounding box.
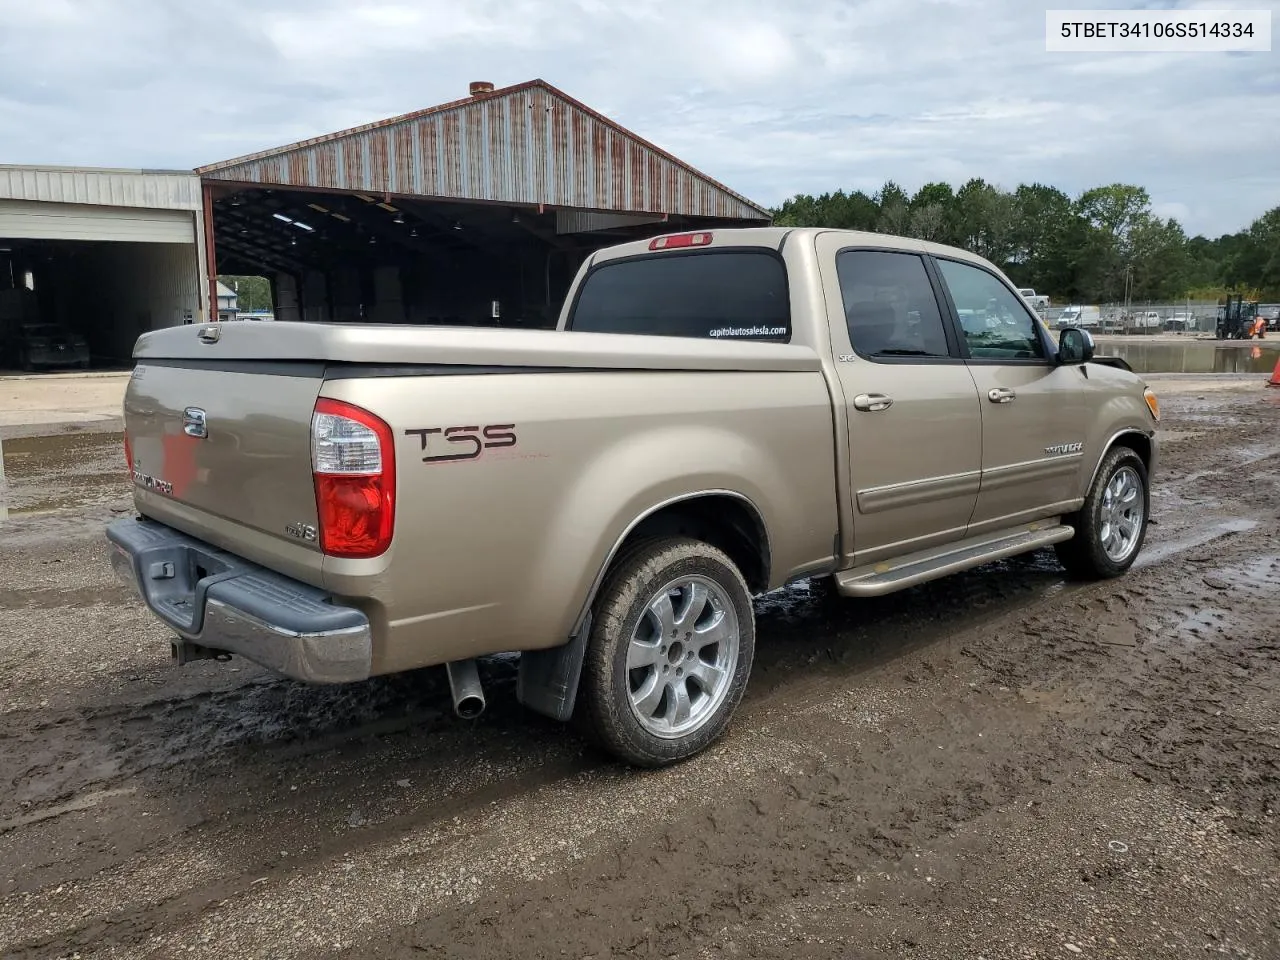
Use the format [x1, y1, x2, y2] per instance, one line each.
[625, 575, 740, 739]
[1100, 465, 1145, 563]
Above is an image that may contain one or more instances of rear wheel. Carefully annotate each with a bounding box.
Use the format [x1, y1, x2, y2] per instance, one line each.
[1056, 446, 1149, 579]
[579, 537, 755, 767]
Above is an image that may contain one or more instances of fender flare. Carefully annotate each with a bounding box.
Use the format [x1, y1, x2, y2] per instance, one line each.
[1086, 428, 1155, 495]
[516, 489, 767, 722]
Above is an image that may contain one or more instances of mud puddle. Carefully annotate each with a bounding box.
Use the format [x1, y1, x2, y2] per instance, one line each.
[1, 373, 1279, 960]
[0, 432, 126, 517]
[1098, 339, 1280, 373]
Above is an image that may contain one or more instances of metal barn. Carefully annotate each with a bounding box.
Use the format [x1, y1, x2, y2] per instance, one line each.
[197, 79, 770, 328]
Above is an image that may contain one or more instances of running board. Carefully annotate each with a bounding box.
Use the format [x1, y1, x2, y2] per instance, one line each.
[834, 523, 1076, 598]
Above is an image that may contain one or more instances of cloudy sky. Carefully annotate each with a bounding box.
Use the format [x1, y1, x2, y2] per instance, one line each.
[1, 0, 1277, 236]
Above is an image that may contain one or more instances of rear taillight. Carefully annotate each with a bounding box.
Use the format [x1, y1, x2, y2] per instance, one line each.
[311, 398, 395, 559]
[123, 431, 133, 476]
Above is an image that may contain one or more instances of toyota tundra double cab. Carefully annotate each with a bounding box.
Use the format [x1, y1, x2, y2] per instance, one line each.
[107, 228, 1159, 766]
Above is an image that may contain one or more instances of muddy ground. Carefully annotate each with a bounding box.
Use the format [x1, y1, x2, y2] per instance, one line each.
[0, 374, 1277, 959]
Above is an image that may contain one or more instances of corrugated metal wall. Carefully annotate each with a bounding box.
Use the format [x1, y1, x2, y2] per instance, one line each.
[0, 199, 197, 243]
[0, 166, 202, 211]
[201, 86, 766, 221]
[48, 242, 202, 359]
[555, 210, 665, 234]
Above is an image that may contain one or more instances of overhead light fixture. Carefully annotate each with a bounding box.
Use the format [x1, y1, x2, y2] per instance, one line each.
[290, 237, 297, 246]
[293, 220, 314, 232]
[452, 221, 462, 231]
[393, 212, 406, 225]
[369, 235, 377, 245]
[272, 213, 293, 224]
[409, 227, 419, 238]
[331, 212, 350, 223]
[307, 203, 329, 213]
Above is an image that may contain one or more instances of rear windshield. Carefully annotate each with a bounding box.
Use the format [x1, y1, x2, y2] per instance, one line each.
[567, 250, 790, 341]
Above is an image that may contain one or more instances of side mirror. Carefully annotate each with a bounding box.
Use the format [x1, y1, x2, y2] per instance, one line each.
[1058, 327, 1094, 365]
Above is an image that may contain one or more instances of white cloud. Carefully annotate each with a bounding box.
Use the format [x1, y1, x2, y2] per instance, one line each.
[0, 0, 1276, 235]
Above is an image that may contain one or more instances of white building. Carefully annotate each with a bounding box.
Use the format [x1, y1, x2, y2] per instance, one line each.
[216, 281, 238, 321]
[0, 164, 210, 365]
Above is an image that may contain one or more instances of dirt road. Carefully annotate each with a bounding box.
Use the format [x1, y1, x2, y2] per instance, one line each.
[1, 376, 1277, 959]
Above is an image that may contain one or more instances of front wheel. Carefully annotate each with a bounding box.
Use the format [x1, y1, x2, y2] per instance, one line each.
[1056, 446, 1149, 579]
[579, 537, 755, 767]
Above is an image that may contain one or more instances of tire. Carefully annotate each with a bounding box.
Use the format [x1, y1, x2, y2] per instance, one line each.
[579, 537, 755, 767]
[1055, 446, 1150, 580]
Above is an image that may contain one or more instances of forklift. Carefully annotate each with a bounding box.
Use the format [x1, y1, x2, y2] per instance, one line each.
[1216, 294, 1263, 339]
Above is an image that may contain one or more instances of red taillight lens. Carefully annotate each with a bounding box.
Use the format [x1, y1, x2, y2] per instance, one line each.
[311, 398, 395, 559]
[649, 232, 713, 251]
[123, 431, 133, 476]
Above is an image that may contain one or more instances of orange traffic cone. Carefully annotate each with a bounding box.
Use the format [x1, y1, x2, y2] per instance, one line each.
[1269, 355, 1280, 387]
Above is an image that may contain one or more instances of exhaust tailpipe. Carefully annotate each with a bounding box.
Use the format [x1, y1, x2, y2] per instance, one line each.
[445, 659, 486, 719]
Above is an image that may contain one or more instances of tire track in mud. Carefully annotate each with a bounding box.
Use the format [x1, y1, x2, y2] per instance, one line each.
[343, 528, 1280, 960]
[2, 387, 1277, 959]
[4, 513, 1267, 960]
[0, 528, 1198, 848]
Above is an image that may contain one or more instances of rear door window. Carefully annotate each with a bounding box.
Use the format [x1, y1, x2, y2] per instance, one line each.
[835, 250, 952, 360]
[567, 250, 790, 341]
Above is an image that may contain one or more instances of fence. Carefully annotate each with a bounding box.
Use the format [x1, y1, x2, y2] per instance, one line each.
[1042, 301, 1224, 332]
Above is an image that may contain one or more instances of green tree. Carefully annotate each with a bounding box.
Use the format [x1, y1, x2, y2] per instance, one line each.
[1224, 207, 1280, 297]
[1008, 183, 1083, 298]
[1129, 217, 1190, 301]
[769, 180, 1273, 303]
[772, 190, 879, 230]
[953, 179, 1017, 265]
[908, 183, 956, 243]
[1075, 184, 1154, 301]
[219, 275, 272, 313]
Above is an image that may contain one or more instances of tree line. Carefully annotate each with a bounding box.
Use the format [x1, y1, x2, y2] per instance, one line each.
[219, 275, 272, 313]
[772, 181, 1280, 303]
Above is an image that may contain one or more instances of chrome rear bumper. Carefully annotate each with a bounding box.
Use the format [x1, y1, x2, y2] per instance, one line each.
[107, 517, 372, 684]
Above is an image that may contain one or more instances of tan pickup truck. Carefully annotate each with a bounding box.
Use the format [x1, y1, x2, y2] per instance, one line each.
[107, 227, 1159, 766]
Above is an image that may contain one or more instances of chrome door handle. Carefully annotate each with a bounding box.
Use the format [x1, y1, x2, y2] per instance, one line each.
[853, 393, 894, 412]
[987, 387, 1017, 404]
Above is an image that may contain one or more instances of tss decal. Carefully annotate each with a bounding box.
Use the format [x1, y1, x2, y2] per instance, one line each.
[406, 424, 517, 464]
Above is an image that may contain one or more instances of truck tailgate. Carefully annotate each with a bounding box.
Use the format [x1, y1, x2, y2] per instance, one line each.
[124, 359, 325, 580]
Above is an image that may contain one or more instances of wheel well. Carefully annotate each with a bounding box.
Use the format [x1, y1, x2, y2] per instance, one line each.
[622, 495, 771, 594]
[1109, 431, 1152, 472]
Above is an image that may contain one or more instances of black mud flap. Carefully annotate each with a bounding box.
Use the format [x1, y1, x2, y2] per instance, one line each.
[516, 614, 591, 723]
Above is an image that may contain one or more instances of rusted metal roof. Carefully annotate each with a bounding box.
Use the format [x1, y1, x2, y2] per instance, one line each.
[0, 164, 202, 211]
[197, 80, 769, 221]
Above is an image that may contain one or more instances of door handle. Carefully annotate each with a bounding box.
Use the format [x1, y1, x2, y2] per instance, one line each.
[853, 393, 894, 412]
[987, 387, 1017, 404]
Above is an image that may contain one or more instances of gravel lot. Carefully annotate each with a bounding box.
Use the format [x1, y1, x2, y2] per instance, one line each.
[0, 372, 129, 439]
[0, 374, 1276, 959]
